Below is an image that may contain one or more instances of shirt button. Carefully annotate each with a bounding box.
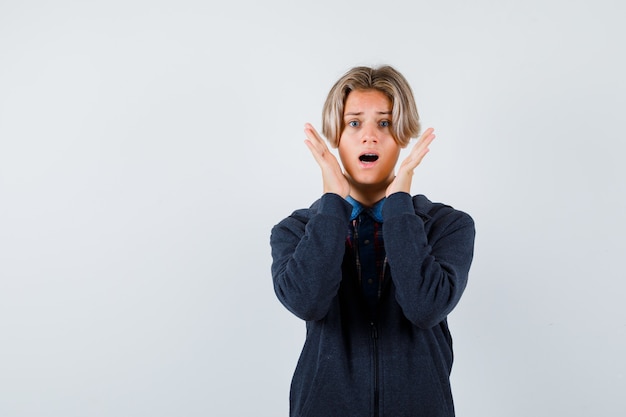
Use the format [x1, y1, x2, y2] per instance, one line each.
[368, 279, 373, 284]
[364, 239, 370, 245]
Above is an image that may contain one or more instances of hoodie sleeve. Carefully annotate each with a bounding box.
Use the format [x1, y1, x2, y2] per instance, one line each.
[270, 193, 352, 321]
[382, 192, 475, 329]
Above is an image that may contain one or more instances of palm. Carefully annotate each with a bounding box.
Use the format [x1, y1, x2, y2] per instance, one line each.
[304, 123, 351, 198]
[386, 128, 435, 197]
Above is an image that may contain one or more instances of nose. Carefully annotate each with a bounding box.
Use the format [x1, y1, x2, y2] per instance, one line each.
[361, 122, 378, 144]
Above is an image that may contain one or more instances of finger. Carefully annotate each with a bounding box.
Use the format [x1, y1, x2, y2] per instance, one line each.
[304, 126, 340, 172]
[412, 128, 435, 156]
[412, 127, 435, 150]
[304, 123, 326, 146]
[405, 144, 432, 170]
[400, 130, 435, 172]
[304, 124, 323, 150]
[304, 138, 328, 168]
[304, 123, 333, 161]
[406, 128, 434, 156]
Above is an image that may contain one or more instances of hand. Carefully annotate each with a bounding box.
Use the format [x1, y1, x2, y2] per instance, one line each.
[303, 123, 351, 198]
[386, 127, 435, 197]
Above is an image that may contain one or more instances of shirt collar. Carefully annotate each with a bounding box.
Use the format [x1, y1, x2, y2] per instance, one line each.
[346, 195, 386, 223]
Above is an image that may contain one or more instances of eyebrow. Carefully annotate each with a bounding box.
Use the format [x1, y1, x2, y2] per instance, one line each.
[344, 111, 392, 117]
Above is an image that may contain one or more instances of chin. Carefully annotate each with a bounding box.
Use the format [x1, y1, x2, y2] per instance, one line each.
[351, 175, 393, 188]
[346, 167, 394, 184]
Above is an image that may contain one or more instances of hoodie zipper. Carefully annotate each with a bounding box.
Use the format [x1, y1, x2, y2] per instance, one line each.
[352, 216, 383, 416]
[371, 321, 379, 417]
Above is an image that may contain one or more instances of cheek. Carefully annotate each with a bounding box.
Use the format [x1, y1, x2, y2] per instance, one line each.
[336, 145, 348, 165]
[384, 146, 402, 170]
[338, 151, 353, 171]
[337, 138, 353, 162]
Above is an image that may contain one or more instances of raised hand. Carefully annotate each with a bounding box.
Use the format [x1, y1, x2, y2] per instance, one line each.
[303, 123, 351, 198]
[386, 127, 436, 197]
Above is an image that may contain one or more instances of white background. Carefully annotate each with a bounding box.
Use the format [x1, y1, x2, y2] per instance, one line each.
[1, 1, 625, 416]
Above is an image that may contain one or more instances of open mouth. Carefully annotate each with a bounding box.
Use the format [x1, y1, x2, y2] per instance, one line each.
[359, 153, 379, 163]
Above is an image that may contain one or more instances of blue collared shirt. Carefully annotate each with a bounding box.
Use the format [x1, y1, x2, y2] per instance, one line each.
[346, 196, 387, 317]
[346, 195, 386, 222]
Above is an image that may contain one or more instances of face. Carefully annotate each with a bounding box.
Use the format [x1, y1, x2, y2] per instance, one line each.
[338, 89, 402, 196]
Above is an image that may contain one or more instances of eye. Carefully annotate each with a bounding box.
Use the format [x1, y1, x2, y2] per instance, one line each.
[379, 120, 390, 127]
[348, 120, 360, 128]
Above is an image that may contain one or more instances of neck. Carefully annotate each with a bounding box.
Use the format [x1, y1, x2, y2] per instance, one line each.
[348, 181, 390, 207]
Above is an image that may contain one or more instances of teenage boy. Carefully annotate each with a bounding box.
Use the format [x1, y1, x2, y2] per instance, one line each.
[271, 65, 475, 417]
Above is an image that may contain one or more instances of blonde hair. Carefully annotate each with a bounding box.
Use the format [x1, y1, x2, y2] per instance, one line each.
[322, 65, 421, 148]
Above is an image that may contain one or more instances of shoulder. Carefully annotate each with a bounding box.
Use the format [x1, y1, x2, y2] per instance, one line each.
[272, 193, 352, 236]
[412, 194, 474, 231]
[278, 193, 351, 225]
[270, 196, 322, 236]
[272, 202, 315, 235]
[287, 197, 321, 223]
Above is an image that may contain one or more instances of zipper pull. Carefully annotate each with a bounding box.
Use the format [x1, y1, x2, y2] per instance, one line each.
[370, 322, 378, 339]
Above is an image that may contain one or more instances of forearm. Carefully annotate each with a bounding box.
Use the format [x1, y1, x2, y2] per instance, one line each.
[383, 192, 475, 328]
[271, 193, 352, 321]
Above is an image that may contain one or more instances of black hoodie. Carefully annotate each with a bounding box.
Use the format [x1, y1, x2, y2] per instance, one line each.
[271, 192, 475, 417]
